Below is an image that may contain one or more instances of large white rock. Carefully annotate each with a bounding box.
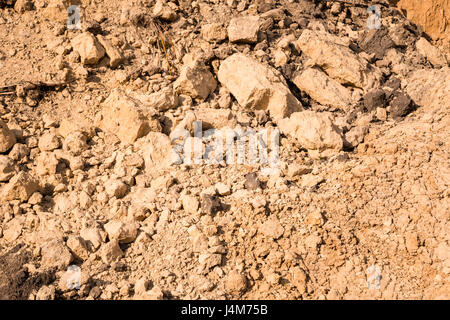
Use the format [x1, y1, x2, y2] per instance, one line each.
[293, 68, 353, 111]
[296, 29, 382, 89]
[278, 111, 343, 154]
[218, 53, 302, 119]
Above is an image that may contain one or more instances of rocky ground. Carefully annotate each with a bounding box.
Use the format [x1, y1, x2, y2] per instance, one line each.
[0, 0, 449, 300]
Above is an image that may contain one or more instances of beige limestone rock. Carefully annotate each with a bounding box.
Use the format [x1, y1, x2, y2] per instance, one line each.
[218, 53, 302, 119]
[202, 23, 227, 42]
[71, 32, 106, 65]
[174, 60, 217, 101]
[96, 35, 123, 68]
[404, 67, 450, 110]
[98, 89, 159, 144]
[278, 111, 343, 153]
[228, 15, 260, 43]
[225, 270, 248, 294]
[41, 239, 73, 269]
[100, 239, 123, 264]
[296, 29, 382, 89]
[416, 37, 448, 67]
[133, 88, 179, 112]
[140, 132, 175, 172]
[194, 108, 237, 129]
[104, 220, 138, 244]
[35, 151, 59, 176]
[293, 67, 353, 111]
[0, 120, 16, 153]
[1, 171, 39, 202]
